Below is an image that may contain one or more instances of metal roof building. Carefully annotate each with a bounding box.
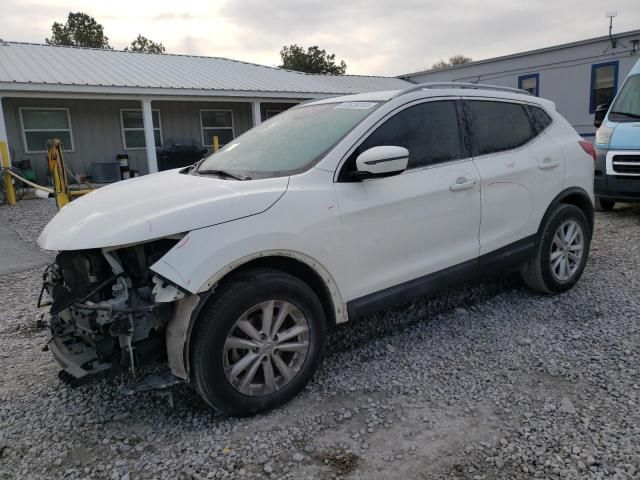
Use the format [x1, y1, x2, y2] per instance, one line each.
[0, 41, 410, 179]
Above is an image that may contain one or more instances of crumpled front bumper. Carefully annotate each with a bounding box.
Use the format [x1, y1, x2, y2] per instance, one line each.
[47, 323, 113, 386]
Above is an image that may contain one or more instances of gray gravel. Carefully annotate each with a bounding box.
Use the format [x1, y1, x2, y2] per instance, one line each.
[1, 199, 639, 479]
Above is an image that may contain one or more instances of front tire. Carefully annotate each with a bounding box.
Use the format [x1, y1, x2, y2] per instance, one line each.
[520, 204, 591, 293]
[191, 268, 326, 416]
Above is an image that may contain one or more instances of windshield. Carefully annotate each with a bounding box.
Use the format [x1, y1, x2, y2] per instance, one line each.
[610, 74, 640, 120]
[196, 101, 380, 179]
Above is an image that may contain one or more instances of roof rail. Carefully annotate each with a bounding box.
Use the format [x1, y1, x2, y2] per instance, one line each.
[393, 82, 532, 98]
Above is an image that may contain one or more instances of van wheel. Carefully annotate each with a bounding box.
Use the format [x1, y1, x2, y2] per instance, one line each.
[596, 198, 615, 212]
[520, 204, 591, 294]
[191, 268, 326, 417]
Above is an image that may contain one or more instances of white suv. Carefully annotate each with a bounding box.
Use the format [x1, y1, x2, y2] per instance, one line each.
[38, 83, 595, 416]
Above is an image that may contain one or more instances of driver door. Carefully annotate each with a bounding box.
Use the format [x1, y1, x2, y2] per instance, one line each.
[332, 99, 482, 305]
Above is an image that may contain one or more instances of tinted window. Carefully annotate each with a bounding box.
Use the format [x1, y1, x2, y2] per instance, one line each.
[345, 101, 462, 174]
[530, 106, 552, 132]
[467, 101, 534, 155]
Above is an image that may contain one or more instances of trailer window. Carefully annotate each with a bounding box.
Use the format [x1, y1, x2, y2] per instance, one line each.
[590, 62, 618, 113]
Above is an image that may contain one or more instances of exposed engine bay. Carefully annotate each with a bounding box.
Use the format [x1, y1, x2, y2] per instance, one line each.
[41, 239, 185, 386]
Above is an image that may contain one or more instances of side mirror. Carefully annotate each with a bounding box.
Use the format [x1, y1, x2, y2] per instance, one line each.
[594, 103, 609, 128]
[353, 146, 409, 180]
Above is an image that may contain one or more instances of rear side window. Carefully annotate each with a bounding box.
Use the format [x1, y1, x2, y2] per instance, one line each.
[347, 100, 463, 172]
[529, 106, 552, 132]
[467, 101, 534, 156]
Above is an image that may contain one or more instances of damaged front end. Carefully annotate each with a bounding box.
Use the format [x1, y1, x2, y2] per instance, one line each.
[40, 238, 186, 386]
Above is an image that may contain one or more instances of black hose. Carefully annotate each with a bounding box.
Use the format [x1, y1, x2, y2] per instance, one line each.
[50, 273, 120, 315]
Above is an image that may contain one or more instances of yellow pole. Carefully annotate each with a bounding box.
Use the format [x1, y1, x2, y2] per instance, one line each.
[213, 135, 220, 152]
[48, 140, 70, 208]
[0, 140, 16, 205]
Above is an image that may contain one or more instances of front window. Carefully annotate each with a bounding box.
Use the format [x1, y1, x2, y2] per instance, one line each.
[196, 101, 380, 179]
[609, 74, 640, 122]
[590, 62, 618, 113]
[20, 108, 74, 153]
[340, 100, 463, 180]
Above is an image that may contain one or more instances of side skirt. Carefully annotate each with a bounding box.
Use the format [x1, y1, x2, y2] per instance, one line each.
[346, 235, 536, 320]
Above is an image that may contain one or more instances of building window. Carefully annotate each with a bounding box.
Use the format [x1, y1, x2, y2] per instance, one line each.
[120, 109, 162, 149]
[518, 73, 539, 96]
[590, 61, 619, 113]
[265, 109, 286, 120]
[19, 107, 74, 153]
[200, 110, 234, 147]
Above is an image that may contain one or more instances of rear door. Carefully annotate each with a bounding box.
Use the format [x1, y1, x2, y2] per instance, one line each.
[333, 99, 482, 301]
[464, 99, 565, 255]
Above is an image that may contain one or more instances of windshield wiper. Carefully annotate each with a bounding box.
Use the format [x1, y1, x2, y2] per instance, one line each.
[197, 169, 251, 181]
[609, 110, 640, 120]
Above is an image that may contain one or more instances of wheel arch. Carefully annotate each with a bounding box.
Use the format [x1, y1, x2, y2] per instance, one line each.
[166, 251, 346, 380]
[539, 187, 594, 237]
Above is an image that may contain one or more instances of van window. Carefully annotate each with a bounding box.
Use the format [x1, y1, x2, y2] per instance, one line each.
[609, 74, 640, 122]
[343, 100, 462, 176]
[467, 101, 534, 156]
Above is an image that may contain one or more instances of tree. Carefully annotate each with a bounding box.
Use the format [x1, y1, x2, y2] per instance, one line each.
[46, 12, 111, 49]
[279, 45, 347, 75]
[430, 54, 472, 70]
[125, 35, 166, 54]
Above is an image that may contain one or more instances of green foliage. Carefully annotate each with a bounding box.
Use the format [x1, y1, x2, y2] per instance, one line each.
[431, 54, 473, 70]
[125, 35, 166, 54]
[46, 12, 111, 49]
[279, 45, 347, 75]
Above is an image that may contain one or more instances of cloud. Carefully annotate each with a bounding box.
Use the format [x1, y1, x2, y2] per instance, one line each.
[176, 35, 203, 56]
[1, 0, 639, 75]
[216, 0, 640, 75]
[152, 13, 195, 21]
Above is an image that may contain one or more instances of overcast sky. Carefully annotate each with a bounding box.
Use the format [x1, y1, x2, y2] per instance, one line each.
[2, 0, 639, 76]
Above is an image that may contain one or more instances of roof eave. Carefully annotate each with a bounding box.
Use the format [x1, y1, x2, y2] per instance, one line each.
[0, 82, 345, 100]
[399, 28, 640, 79]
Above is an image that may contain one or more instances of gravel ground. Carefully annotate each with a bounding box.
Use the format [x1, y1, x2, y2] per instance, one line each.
[1, 198, 639, 480]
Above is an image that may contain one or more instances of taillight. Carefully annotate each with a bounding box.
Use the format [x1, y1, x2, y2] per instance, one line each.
[578, 140, 596, 161]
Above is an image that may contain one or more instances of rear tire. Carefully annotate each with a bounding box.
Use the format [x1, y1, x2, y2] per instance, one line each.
[596, 198, 615, 212]
[520, 204, 591, 294]
[191, 268, 326, 417]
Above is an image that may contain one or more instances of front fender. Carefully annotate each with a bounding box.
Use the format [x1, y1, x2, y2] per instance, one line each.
[163, 250, 347, 380]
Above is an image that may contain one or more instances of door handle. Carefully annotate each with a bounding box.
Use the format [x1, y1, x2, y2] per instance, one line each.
[449, 177, 477, 191]
[539, 158, 560, 170]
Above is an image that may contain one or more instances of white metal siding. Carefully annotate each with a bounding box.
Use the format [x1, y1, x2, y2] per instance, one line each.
[2, 97, 254, 181]
[401, 31, 640, 136]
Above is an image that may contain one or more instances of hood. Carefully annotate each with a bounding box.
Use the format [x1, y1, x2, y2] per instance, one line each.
[38, 169, 289, 251]
[609, 121, 640, 149]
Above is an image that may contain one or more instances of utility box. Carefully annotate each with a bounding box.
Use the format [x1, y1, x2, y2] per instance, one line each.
[91, 162, 121, 183]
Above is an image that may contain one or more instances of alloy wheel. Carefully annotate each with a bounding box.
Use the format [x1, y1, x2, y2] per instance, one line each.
[549, 220, 584, 282]
[222, 300, 310, 396]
